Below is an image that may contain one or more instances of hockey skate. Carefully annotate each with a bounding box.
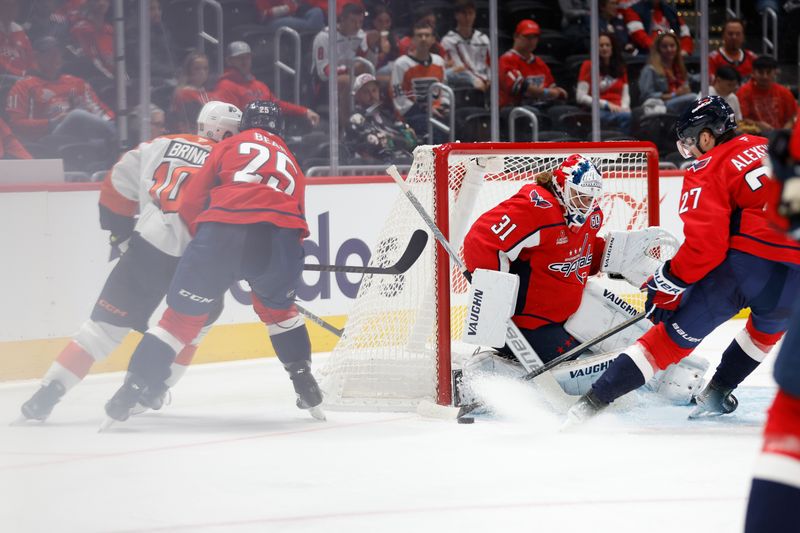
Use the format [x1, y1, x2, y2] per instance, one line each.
[130, 383, 171, 416]
[100, 377, 148, 431]
[563, 389, 608, 428]
[16, 380, 66, 423]
[286, 362, 326, 421]
[688, 380, 739, 419]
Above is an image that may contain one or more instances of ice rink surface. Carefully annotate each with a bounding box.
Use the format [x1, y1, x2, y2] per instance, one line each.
[0, 319, 775, 533]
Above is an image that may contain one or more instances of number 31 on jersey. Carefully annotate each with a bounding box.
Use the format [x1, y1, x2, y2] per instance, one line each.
[491, 214, 517, 241]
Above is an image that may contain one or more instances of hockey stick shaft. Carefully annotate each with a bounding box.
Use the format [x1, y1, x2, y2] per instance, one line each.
[295, 303, 344, 337]
[523, 311, 647, 381]
[387, 165, 548, 375]
[302, 229, 428, 275]
[387, 165, 469, 273]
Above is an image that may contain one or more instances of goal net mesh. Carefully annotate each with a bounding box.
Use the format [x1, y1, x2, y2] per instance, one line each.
[320, 143, 656, 411]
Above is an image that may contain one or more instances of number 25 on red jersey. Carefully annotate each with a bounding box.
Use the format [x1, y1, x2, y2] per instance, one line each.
[232, 140, 298, 195]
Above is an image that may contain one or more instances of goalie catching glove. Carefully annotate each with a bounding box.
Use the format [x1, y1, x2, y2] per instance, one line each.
[600, 227, 680, 287]
[643, 260, 688, 324]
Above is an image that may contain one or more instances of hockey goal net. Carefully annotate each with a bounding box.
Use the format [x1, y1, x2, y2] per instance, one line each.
[321, 142, 659, 411]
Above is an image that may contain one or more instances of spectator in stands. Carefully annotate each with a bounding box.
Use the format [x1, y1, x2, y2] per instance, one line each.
[366, 4, 398, 82]
[391, 21, 448, 142]
[255, 1, 325, 34]
[214, 41, 319, 127]
[737, 55, 797, 133]
[170, 51, 212, 135]
[709, 18, 757, 83]
[70, 0, 114, 80]
[624, 0, 693, 56]
[709, 65, 743, 121]
[0, 115, 31, 159]
[498, 19, 567, 109]
[311, 2, 374, 120]
[576, 33, 631, 134]
[346, 73, 416, 164]
[0, 0, 35, 78]
[128, 103, 166, 143]
[397, 7, 446, 58]
[57, 0, 86, 24]
[638, 32, 696, 114]
[441, 0, 490, 92]
[599, 0, 633, 54]
[304, 0, 363, 17]
[125, 0, 176, 83]
[559, 0, 591, 54]
[5, 37, 115, 156]
[24, 0, 71, 46]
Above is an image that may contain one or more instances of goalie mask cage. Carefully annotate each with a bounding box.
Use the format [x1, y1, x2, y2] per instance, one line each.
[321, 142, 659, 411]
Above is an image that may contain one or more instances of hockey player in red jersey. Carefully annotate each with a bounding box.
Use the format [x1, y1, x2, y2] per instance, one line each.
[459, 154, 688, 400]
[17, 101, 242, 422]
[568, 96, 800, 422]
[103, 100, 325, 426]
[464, 154, 606, 356]
[744, 121, 800, 533]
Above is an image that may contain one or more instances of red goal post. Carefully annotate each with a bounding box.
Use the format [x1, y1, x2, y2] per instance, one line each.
[321, 141, 660, 411]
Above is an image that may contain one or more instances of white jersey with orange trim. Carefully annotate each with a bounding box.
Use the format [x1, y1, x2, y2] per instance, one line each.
[100, 134, 216, 257]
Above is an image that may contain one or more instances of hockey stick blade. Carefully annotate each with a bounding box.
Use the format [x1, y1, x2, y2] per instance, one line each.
[523, 312, 647, 381]
[303, 229, 428, 275]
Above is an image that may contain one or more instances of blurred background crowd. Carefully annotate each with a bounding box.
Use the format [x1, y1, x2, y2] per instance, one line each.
[0, 0, 798, 178]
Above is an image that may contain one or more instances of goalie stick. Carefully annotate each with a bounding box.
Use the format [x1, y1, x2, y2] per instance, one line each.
[303, 229, 428, 275]
[386, 165, 569, 420]
[523, 312, 647, 381]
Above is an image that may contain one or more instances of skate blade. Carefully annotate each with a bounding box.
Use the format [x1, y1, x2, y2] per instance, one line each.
[98, 417, 116, 433]
[9, 415, 37, 426]
[308, 406, 326, 421]
[687, 408, 725, 420]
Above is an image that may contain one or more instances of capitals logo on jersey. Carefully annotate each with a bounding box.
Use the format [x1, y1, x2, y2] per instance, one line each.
[529, 188, 552, 208]
[547, 233, 593, 283]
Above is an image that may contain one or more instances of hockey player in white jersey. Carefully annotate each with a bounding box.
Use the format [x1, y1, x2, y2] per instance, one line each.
[17, 101, 242, 422]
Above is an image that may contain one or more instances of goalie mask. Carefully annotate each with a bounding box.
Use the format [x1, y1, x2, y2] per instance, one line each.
[552, 154, 603, 231]
[197, 101, 242, 142]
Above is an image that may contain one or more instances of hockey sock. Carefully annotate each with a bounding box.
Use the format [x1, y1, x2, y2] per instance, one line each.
[128, 332, 179, 388]
[165, 344, 198, 387]
[745, 479, 800, 533]
[744, 390, 800, 533]
[42, 341, 96, 390]
[270, 324, 312, 367]
[712, 327, 777, 390]
[591, 353, 648, 404]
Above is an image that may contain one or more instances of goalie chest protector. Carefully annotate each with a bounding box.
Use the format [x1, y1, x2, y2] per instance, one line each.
[463, 183, 604, 330]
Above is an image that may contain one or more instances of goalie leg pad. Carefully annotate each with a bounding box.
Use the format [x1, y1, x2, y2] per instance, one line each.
[462, 268, 520, 347]
[564, 279, 651, 354]
[646, 353, 710, 404]
[551, 351, 623, 396]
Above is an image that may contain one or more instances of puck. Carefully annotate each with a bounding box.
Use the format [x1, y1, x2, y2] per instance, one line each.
[457, 416, 475, 424]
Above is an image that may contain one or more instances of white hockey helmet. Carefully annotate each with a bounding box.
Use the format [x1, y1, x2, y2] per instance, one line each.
[197, 101, 242, 141]
[552, 154, 603, 231]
